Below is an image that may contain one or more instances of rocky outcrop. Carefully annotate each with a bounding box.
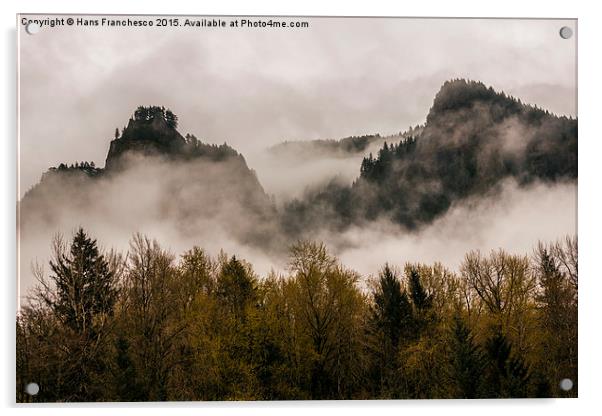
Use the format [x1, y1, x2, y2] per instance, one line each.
[105, 111, 188, 171]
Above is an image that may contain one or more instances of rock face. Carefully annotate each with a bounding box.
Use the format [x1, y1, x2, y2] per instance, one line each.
[105, 110, 187, 171]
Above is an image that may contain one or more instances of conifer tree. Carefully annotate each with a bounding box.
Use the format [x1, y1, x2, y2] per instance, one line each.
[46, 228, 117, 334]
[408, 268, 433, 312]
[216, 256, 256, 319]
[165, 109, 178, 129]
[367, 264, 412, 396]
[534, 243, 577, 396]
[449, 315, 485, 398]
[483, 331, 530, 398]
[370, 265, 411, 349]
[32, 228, 119, 400]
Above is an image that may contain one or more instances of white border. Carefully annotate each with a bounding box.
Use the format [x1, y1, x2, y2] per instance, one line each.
[2, 0, 601, 414]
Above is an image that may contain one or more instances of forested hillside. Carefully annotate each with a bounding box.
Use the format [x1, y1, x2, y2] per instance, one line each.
[21, 82, 578, 242]
[283, 79, 577, 233]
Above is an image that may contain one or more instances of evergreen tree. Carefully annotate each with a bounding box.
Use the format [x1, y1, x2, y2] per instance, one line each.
[371, 265, 411, 349]
[134, 106, 147, 121]
[534, 244, 577, 396]
[449, 315, 485, 398]
[165, 109, 178, 129]
[216, 256, 256, 319]
[408, 268, 433, 312]
[46, 228, 117, 334]
[35, 228, 119, 400]
[483, 331, 530, 398]
[367, 264, 412, 397]
[114, 336, 144, 401]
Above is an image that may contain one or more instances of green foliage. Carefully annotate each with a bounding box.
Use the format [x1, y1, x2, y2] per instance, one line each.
[216, 256, 257, 319]
[448, 315, 486, 398]
[408, 268, 433, 312]
[16, 232, 577, 401]
[483, 331, 531, 398]
[370, 265, 411, 349]
[19, 229, 120, 401]
[532, 238, 578, 396]
[366, 265, 412, 397]
[46, 228, 117, 334]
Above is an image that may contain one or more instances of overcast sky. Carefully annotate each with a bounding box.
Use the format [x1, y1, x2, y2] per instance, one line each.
[18, 16, 576, 196]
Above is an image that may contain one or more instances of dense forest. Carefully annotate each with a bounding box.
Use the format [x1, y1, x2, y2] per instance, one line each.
[283, 80, 577, 233]
[17, 229, 577, 401]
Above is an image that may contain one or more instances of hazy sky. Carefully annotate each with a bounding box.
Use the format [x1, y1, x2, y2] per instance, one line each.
[18, 16, 576, 196]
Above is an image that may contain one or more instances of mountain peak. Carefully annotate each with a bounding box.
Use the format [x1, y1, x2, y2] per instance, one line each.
[105, 106, 187, 170]
[428, 79, 498, 119]
[121, 105, 185, 142]
[103, 106, 247, 172]
[425, 78, 551, 126]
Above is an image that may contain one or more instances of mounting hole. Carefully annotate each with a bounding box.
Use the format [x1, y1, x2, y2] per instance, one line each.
[559, 378, 573, 391]
[25, 22, 41, 35]
[559, 26, 573, 40]
[25, 382, 39, 395]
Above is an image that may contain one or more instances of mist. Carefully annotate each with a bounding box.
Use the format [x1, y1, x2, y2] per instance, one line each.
[18, 153, 284, 298]
[18, 17, 576, 197]
[17, 16, 578, 300]
[19, 141, 577, 299]
[330, 179, 576, 279]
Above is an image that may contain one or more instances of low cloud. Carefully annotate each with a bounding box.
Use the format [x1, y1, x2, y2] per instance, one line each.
[19, 147, 577, 301]
[330, 179, 576, 279]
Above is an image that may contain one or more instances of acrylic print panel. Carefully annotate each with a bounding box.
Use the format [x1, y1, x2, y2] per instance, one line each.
[16, 15, 577, 402]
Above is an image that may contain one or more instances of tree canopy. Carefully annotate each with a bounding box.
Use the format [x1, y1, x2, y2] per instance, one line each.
[17, 230, 577, 402]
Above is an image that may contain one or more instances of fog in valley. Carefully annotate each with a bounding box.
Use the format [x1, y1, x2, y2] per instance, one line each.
[18, 17, 577, 299]
[19, 142, 577, 298]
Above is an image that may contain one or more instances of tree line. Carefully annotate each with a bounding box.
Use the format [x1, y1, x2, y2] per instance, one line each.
[133, 106, 178, 129]
[17, 229, 577, 401]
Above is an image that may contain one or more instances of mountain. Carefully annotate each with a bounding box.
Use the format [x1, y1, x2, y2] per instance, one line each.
[20, 106, 277, 248]
[104, 106, 187, 170]
[19, 81, 578, 244]
[282, 79, 577, 233]
[104, 106, 243, 170]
